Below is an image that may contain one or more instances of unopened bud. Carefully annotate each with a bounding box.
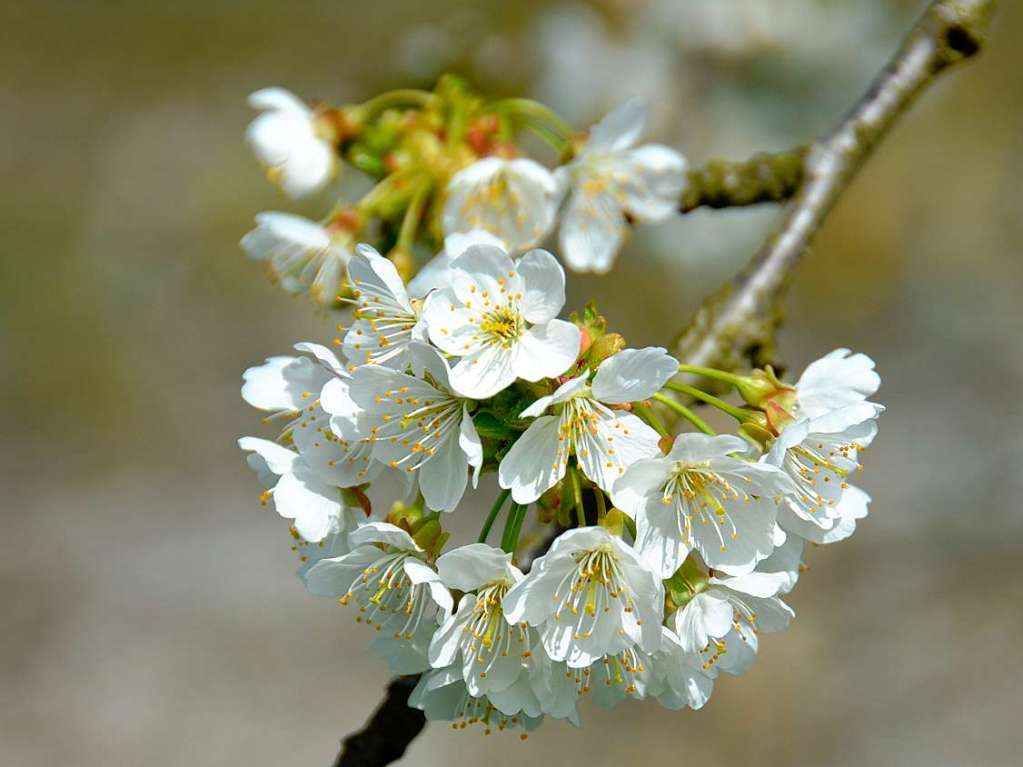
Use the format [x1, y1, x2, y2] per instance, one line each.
[738, 413, 774, 450]
[385, 499, 424, 531]
[735, 366, 794, 410]
[598, 507, 628, 537]
[412, 519, 447, 559]
[587, 332, 625, 367]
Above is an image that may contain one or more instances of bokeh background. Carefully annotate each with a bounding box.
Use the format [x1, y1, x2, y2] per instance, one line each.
[3, 0, 1022, 764]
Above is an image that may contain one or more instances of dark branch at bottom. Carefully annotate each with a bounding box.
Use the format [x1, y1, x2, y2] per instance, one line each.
[332, 676, 424, 767]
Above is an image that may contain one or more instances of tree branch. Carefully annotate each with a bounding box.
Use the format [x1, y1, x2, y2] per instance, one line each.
[332, 2, 996, 764]
[332, 677, 425, 767]
[679, 148, 807, 213]
[674, 0, 996, 374]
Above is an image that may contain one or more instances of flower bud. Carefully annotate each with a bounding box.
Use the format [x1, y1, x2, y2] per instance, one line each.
[738, 412, 774, 449]
[411, 519, 448, 559]
[598, 506, 629, 536]
[385, 499, 424, 532]
[663, 556, 709, 610]
[587, 332, 626, 367]
[734, 366, 794, 410]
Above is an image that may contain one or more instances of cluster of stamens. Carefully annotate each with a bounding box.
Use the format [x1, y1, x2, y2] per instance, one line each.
[365, 384, 462, 473]
[785, 437, 862, 515]
[462, 581, 531, 679]
[552, 547, 633, 640]
[340, 552, 431, 639]
[554, 396, 630, 478]
[663, 463, 753, 553]
[340, 283, 419, 366]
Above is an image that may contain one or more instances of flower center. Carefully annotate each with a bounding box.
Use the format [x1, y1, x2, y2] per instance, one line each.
[663, 463, 751, 552]
[478, 306, 523, 345]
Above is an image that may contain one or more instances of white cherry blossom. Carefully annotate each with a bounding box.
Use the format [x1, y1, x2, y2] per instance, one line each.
[247, 87, 335, 198]
[555, 98, 686, 273]
[443, 157, 560, 253]
[304, 522, 453, 673]
[240, 342, 377, 488]
[241, 213, 352, 305]
[670, 564, 793, 677]
[763, 404, 879, 541]
[238, 436, 348, 543]
[422, 243, 581, 399]
[342, 244, 425, 370]
[612, 433, 795, 577]
[429, 544, 533, 699]
[350, 343, 482, 513]
[502, 526, 664, 668]
[499, 346, 676, 504]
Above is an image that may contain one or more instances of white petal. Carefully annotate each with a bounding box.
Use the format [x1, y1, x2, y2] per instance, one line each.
[320, 377, 361, 441]
[674, 592, 734, 653]
[421, 289, 482, 358]
[238, 436, 297, 478]
[634, 505, 691, 579]
[248, 87, 310, 116]
[436, 543, 516, 591]
[519, 372, 590, 418]
[429, 597, 473, 668]
[448, 344, 516, 399]
[350, 244, 414, 313]
[418, 429, 469, 513]
[610, 457, 672, 517]
[272, 464, 343, 542]
[459, 405, 483, 488]
[796, 349, 881, 418]
[292, 342, 346, 376]
[615, 144, 687, 221]
[667, 432, 750, 463]
[241, 354, 329, 412]
[349, 520, 421, 552]
[591, 346, 679, 403]
[516, 249, 566, 324]
[575, 409, 661, 495]
[512, 320, 581, 382]
[585, 97, 647, 153]
[303, 546, 380, 597]
[498, 415, 566, 505]
[558, 186, 626, 274]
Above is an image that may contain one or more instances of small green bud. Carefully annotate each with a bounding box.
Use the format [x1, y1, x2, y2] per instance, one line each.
[598, 507, 628, 536]
[738, 413, 774, 450]
[663, 556, 709, 609]
[385, 498, 425, 531]
[735, 366, 794, 410]
[587, 332, 626, 367]
[412, 519, 447, 559]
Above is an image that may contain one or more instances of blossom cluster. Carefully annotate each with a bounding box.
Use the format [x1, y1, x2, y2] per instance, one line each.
[239, 231, 883, 734]
[241, 78, 686, 309]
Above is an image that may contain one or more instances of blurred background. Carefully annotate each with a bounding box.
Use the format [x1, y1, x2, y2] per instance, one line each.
[3, 0, 1022, 764]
